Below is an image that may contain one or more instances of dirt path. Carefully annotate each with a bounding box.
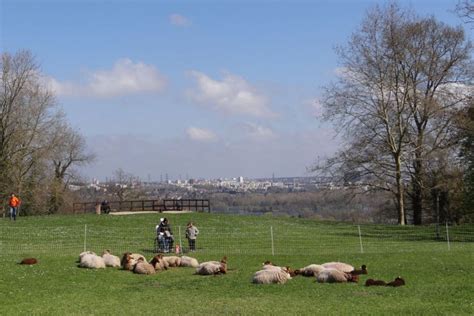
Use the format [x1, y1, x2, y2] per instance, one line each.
[109, 211, 193, 215]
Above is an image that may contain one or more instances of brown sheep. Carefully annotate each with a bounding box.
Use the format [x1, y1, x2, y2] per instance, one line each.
[365, 279, 387, 286]
[351, 265, 368, 275]
[149, 254, 168, 271]
[133, 258, 156, 275]
[386, 277, 405, 287]
[19, 258, 38, 265]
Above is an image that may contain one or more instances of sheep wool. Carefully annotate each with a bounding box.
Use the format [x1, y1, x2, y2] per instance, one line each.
[102, 250, 121, 268]
[317, 268, 352, 283]
[252, 269, 292, 284]
[196, 262, 222, 275]
[149, 255, 168, 271]
[295, 264, 325, 277]
[180, 256, 199, 268]
[196, 257, 227, 275]
[80, 253, 106, 269]
[133, 259, 156, 275]
[321, 262, 354, 273]
[162, 256, 181, 267]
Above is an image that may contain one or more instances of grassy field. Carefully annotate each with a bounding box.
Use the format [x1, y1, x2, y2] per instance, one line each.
[0, 212, 473, 315]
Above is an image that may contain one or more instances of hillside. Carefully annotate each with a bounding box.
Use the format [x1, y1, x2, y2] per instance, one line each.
[0, 213, 473, 315]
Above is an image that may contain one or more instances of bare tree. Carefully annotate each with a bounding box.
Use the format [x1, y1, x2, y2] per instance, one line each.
[318, 4, 413, 225]
[48, 123, 95, 213]
[400, 18, 472, 224]
[1, 50, 94, 214]
[317, 4, 472, 225]
[456, 0, 474, 25]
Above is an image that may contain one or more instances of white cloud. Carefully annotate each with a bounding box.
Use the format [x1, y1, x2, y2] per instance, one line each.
[170, 14, 191, 27]
[45, 59, 167, 98]
[242, 123, 276, 140]
[186, 127, 218, 142]
[188, 71, 276, 118]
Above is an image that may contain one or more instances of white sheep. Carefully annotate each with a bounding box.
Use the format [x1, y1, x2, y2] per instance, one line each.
[317, 268, 355, 283]
[78, 251, 96, 262]
[133, 258, 156, 275]
[79, 253, 106, 269]
[162, 256, 181, 267]
[295, 264, 325, 277]
[252, 269, 292, 284]
[102, 250, 121, 268]
[179, 256, 199, 268]
[321, 262, 354, 273]
[195, 257, 227, 275]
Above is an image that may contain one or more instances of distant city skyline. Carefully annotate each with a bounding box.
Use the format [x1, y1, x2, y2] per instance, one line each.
[1, 0, 463, 179]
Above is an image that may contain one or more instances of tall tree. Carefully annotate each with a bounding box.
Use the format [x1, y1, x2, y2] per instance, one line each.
[1, 50, 94, 214]
[318, 3, 472, 225]
[400, 18, 472, 224]
[319, 4, 413, 224]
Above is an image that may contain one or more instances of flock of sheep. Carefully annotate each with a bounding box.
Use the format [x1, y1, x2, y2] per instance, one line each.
[252, 260, 405, 287]
[74, 251, 404, 287]
[77, 250, 226, 276]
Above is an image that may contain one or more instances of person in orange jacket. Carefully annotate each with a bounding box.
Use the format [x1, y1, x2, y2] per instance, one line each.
[9, 193, 21, 221]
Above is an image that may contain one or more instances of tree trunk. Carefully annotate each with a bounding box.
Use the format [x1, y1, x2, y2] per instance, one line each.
[412, 135, 424, 225]
[395, 155, 405, 225]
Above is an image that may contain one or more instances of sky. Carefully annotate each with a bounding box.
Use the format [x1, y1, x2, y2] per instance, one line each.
[0, 0, 467, 181]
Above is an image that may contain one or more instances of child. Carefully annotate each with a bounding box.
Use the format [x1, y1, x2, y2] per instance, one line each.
[185, 222, 199, 251]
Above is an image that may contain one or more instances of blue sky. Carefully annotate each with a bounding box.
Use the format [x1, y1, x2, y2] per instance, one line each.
[0, 0, 466, 180]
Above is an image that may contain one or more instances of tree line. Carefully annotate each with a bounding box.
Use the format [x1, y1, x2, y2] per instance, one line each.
[0, 51, 93, 215]
[316, 3, 473, 225]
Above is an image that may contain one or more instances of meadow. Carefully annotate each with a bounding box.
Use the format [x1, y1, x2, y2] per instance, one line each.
[0, 212, 473, 315]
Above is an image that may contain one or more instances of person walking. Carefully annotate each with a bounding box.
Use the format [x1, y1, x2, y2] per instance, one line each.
[9, 193, 21, 221]
[185, 222, 199, 252]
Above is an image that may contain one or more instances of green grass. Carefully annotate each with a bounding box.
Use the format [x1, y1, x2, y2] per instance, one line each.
[0, 213, 473, 315]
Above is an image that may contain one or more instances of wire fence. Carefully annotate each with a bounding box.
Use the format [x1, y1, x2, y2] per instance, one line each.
[1, 222, 473, 259]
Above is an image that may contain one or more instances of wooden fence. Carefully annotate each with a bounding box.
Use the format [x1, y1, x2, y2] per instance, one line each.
[72, 199, 211, 214]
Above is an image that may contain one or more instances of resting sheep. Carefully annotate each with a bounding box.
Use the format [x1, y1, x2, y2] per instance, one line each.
[195, 257, 227, 275]
[386, 277, 405, 287]
[79, 252, 106, 269]
[19, 258, 38, 265]
[350, 265, 368, 275]
[121, 252, 146, 271]
[252, 268, 292, 284]
[261, 261, 295, 277]
[316, 268, 358, 283]
[321, 262, 354, 273]
[179, 256, 199, 268]
[365, 277, 405, 287]
[133, 258, 156, 275]
[365, 279, 387, 286]
[149, 254, 168, 271]
[294, 264, 325, 277]
[162, 256, 181, 267]
[102, 250, 121, 268]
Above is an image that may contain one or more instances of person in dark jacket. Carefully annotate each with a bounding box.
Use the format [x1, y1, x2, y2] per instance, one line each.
[157, 218, 174, 253]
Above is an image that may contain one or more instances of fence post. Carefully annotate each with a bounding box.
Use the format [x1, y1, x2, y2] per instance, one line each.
[178, 226, 183, 253]
[446, 222, 451, 251]
[84, 224, 87, 252]
[358, 225, 364, 253]
[270, 226, 275, 256]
